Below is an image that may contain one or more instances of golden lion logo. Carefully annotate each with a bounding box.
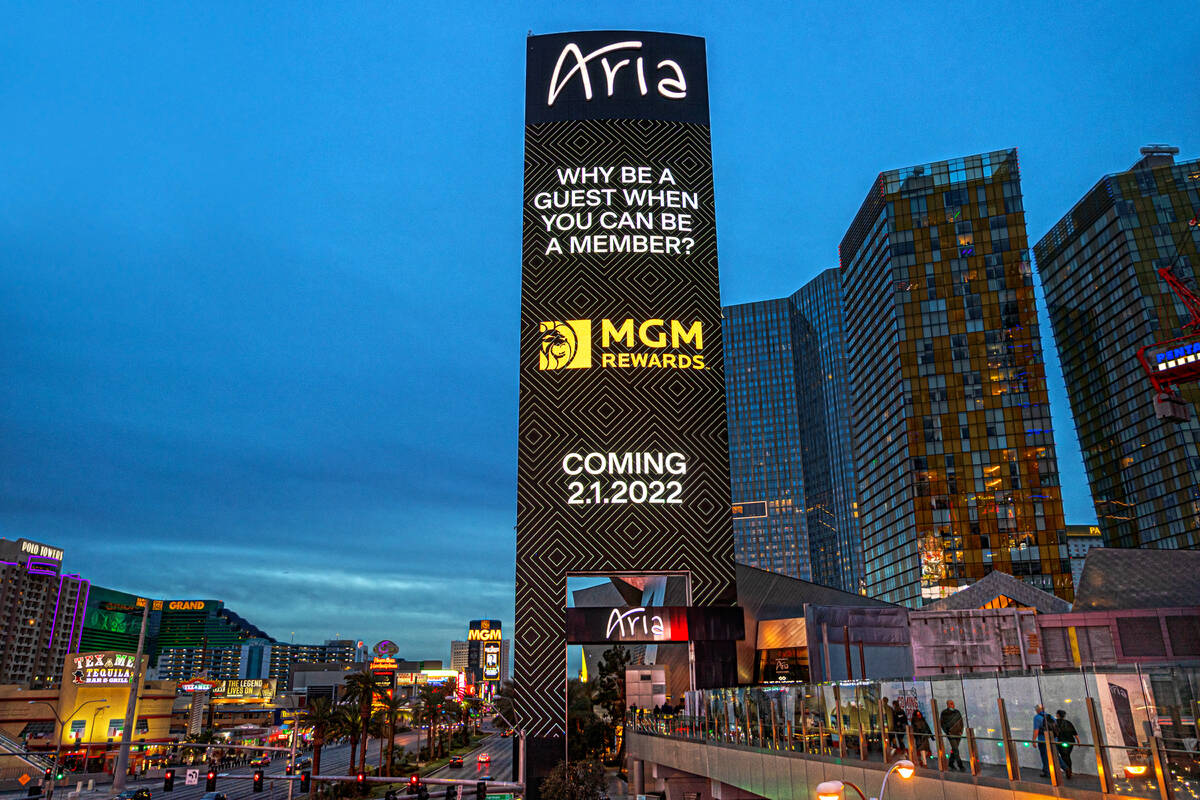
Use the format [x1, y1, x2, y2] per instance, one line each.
[539, 320, 591, 369]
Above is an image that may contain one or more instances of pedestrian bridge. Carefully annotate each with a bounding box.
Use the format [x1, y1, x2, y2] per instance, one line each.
[623, 669, 1198, 800]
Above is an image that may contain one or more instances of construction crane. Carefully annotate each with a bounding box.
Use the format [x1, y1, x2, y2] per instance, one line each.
[1137, 258, 1200, 421]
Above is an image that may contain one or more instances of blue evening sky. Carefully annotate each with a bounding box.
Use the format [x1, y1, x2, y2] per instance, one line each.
[1, 1, 1194, 661]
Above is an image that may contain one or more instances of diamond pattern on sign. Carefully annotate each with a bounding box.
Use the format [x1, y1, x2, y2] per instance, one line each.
[516, 117, 736, 738]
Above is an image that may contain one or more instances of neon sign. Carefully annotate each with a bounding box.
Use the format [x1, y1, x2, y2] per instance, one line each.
[606, 607, 665, 640]
[547, 41, 686, 105]
[71, 652, 135, 685]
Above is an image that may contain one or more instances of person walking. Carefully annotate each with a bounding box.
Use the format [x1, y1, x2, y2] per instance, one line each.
[911, 711, 933, 766]
[891, 699, 908, 760]
[940, 700, 966, 771]
[1033, 704, 1053, 778]
[1054, 710, 1079, 779]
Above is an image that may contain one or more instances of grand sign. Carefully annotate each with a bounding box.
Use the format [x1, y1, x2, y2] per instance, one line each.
[516, 31, 738, 761]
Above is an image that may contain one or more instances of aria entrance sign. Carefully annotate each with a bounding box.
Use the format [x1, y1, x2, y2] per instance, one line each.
[516, 30, 738, 792]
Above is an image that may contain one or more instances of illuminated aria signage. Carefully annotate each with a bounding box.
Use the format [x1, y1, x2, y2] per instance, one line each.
[547, 41, 686, 106]
[517, 30, 739, 744]
[565, 607, 744, 645]
[71, 652, 136, 685]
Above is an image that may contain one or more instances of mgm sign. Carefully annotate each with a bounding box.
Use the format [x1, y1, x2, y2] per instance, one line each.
[516, 30, 739, 777]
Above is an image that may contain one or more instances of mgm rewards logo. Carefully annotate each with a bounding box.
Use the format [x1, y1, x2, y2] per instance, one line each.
[539, 318, 705, 370]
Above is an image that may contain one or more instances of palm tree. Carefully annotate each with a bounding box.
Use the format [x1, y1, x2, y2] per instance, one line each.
[369, 711, 389, 774]
[298, 698, 338, 777]
[375, 693, 407, 777]
[333, 706, 364, 775]
[342, 671, 381, 774]
[415, 685, 444, 759]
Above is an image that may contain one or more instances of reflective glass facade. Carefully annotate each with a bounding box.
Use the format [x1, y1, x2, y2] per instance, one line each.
[791, 269, 864, 592]
[723, 269, 863, 591]
[1035, 152, 1200, 549]
[841, 149, 1070, 606]
[724, 298, 809, 578]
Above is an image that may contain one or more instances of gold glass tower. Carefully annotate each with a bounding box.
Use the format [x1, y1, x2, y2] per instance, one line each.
[840, 149, 1071, 605]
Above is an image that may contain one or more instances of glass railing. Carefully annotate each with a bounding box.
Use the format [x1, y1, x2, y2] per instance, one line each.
[626, 664, 1200, 800]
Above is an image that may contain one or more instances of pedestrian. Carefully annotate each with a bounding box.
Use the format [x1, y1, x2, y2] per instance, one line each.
[939, 700, 966, 771]
[1033, 704, 1052, 777]
[911, 711, 933, 766]
[890, 699, 908, 760]
[1054, 710, 1078, 779]
[653, 704, 661, 716]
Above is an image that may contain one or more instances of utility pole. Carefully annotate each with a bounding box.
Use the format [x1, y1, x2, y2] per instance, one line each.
[286, 720, 297, 800]
[111, 598, 150, 795]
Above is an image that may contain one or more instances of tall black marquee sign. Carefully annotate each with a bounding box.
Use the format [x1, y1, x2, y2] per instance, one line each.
[516, 30, 737, 770]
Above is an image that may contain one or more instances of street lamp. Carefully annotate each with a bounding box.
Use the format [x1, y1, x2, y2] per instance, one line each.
[816, 760, 914, 800]
[87, 706, 111, 774]
[28, 698, 110, 800]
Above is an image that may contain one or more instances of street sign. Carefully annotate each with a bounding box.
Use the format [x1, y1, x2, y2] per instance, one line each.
[18, 774, 30, 785]
[455, 787, 463, 800]
[185, 769, 200, 786]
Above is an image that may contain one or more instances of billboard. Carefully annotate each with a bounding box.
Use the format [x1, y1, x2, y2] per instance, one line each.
[69, 651, 136, 685]
[516, 31, 737, 746]
[468, 620, 502, 684]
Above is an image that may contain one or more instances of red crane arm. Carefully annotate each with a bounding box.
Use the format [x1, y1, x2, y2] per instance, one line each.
[1159, 266, 1200, 329]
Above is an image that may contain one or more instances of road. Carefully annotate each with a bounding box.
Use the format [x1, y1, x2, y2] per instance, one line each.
[425, 734, 512, 786]
[7, 737, 421, 800]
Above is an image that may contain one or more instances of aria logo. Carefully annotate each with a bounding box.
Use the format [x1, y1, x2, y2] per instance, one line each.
[539, 320, 592, 370]
[547, 41, 686, 106]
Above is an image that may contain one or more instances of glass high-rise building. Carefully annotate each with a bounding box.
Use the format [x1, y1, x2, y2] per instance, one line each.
[723, 268, 863, 592]
[791, 270, 864, 591]
[1034, 147, 1200, 549]
[840, 149, 1071, 606]
[724, 297, 809, 578]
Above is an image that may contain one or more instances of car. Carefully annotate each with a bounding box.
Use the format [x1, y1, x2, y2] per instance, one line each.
[114, 790, 151, 800]
[250, 756, 271, 767]
[477, 753, 490, 764]
[477, 775, 492, 782]
[293, 756, 312, 770]
[499, 730, 512, 738]
[448, 756, 464, 768]
[201, 793, 227, 800]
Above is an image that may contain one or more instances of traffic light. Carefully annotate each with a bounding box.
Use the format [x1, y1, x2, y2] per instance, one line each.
[43, 768, 53, 782]
[356, 772, 365, 784]
[475, 781, 486, 800]
[409, 775, 420, 791]
[285, 764, 294, 776]
[299, 772, 311, 794]
[163, 768, 175, 792]
[444, 787, 454, 800]
[253, 770, 264, 793]
[417, 780, 429, 800]
[206, 770, 217, 792]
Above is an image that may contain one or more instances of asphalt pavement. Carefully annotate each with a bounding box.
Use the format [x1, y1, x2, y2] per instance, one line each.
[7, 737, 414, 800]
[425, 734, 512, 786]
